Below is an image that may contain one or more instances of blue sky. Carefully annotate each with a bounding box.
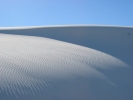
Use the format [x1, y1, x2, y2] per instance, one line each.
[0, 0, 133, 27]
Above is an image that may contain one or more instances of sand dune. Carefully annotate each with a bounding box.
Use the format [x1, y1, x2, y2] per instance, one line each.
[0, 25, 133, 100]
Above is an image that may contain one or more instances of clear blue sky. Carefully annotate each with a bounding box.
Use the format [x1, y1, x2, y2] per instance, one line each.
[0, 0, 133, 27]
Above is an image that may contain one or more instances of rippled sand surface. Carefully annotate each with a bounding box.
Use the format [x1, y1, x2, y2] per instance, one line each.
[0, 26, 133, 100]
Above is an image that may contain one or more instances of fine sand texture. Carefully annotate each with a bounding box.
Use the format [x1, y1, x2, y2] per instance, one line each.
[0, 25, 133, 100]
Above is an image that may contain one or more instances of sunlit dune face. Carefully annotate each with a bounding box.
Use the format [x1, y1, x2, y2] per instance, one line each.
[0, 33, 130, 100]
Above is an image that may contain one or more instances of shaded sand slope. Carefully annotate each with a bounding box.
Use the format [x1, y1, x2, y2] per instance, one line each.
[0, 25, 133, 100]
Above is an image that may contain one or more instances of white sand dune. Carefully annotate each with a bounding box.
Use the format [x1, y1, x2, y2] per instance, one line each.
[0, 25, 133, 100]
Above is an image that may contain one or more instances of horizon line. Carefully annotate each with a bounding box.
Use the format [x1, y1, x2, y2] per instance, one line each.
[0, 24, 133, 30]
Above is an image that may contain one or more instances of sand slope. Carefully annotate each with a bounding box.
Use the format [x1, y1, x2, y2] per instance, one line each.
[0, 25, 133, 100]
